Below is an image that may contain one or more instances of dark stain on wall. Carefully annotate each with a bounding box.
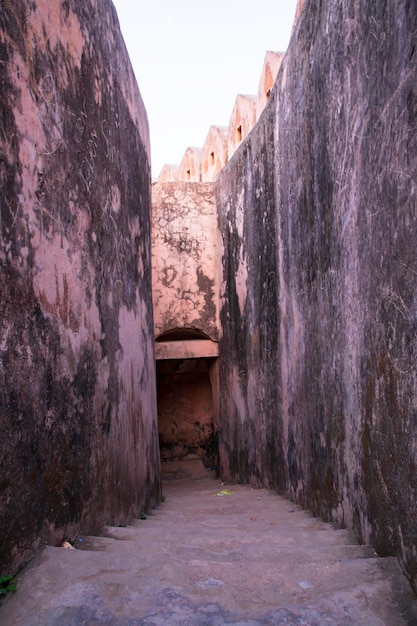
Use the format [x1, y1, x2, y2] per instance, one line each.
[216, 0, 417, 589]
[196, 267, 216, 330]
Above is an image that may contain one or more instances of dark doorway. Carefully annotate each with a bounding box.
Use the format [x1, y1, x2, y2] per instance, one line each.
[155, 329, 219, 470]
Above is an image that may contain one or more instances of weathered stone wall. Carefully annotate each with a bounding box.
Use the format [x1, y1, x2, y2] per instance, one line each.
[217, 100, 282, 489]
[217, 0, 417, 588]
[152, 182, 218, 340]
[0, 0, 160, 573]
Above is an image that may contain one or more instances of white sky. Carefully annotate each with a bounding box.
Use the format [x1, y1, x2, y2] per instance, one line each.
[111, 1, 298, 178]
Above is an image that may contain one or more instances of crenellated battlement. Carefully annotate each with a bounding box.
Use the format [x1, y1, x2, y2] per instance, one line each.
[156, 51, 284, 182]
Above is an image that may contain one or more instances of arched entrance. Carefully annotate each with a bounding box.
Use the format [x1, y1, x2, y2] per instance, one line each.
[155, 328, 219, 470]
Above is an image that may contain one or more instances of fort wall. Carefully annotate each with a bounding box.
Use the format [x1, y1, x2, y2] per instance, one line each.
[0, 0, 160, 572]
[216, 0, 417, 588]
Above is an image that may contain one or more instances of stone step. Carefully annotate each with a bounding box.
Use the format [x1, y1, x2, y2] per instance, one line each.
[99, 526, 368, 553]
[1, 473, 416, 626]
[82, 528, 376, 562]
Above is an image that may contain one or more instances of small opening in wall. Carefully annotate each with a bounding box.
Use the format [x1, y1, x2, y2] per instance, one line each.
[266, 88, 271, 99]
[210, 151, 215, 166]
[186, 169, 191, 180]
[237, 125, 242, 142]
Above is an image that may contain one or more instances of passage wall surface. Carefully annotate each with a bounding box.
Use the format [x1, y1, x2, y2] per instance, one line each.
[0, 0, 160, 571]
[152, 182, 218, 340]
[217, 0, 417, 587]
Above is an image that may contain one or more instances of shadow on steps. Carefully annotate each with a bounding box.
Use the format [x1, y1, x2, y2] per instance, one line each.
[161, 457, 217, 483]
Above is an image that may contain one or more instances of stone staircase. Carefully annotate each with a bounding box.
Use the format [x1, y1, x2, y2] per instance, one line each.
[1, 460, 417, 625]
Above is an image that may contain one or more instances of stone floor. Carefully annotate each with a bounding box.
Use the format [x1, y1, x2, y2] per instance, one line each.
[1, 459, 417, 625]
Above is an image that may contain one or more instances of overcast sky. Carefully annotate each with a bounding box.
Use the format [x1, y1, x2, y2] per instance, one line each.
[112, 1, 298, 178]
